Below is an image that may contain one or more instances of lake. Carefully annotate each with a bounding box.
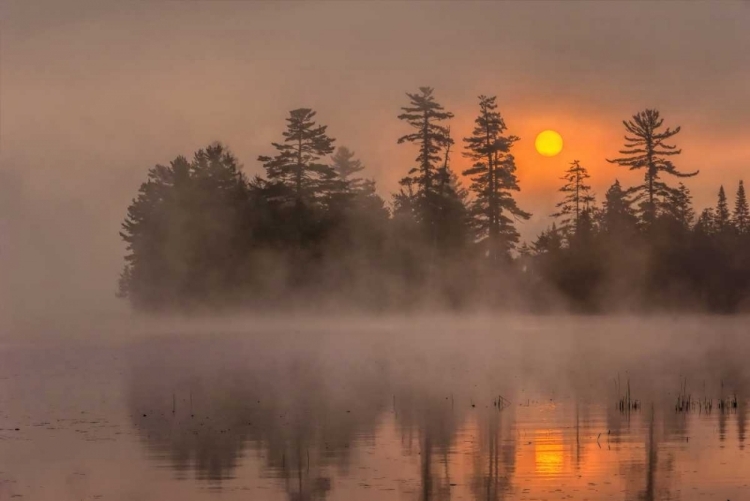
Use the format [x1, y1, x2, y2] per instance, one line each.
[1, 315, 748, 500]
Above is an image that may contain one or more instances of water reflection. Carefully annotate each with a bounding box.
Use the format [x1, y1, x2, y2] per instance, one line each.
[534, 430, 564, 475]
[124, 329, 750, 500]
[127, 337, 387, 499]
[469, 410, 515, 501]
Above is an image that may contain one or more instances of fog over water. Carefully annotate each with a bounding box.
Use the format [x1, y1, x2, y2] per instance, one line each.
[2, 1, 750, 499]
[1, 317, 750, 500]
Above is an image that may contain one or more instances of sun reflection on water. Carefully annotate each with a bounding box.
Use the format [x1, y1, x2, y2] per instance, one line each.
[534, 429, 565, 476]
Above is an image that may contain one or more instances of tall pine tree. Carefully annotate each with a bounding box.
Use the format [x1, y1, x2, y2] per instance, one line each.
[119, 144, 248, 308]
[732, 180, 749, 235]
[607, 109, 697, 226]
[258, 108, 336, 205]
[714, 185, 731, 233]
[331, 146, 366, 194]
[258, 108, 336, 243]
[599, 179, 637, 236]
[396, 87, 454, 228]
[436, 134, 471, 251]
[531, 223, 563, 255]
[462, 95, 530, 260]
[551, 160, 595, 237]
[694, 208, 716, 236]
[665, 182, 695, 230]
[327, 146, 375, 217]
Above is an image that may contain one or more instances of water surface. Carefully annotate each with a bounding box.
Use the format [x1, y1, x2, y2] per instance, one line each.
[1, 316, 748, 500]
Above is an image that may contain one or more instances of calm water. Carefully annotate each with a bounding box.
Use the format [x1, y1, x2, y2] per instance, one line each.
[1, 317, 749, 500]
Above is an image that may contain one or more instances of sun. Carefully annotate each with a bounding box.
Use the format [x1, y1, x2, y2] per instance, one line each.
[535, 130, 563, 157]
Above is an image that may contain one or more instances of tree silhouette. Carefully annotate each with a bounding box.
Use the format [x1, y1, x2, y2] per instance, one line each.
[599, 179, 638, 237]
[462, 95, 530, 261]
[733, 180, 749, 235]
[694, 208, 716, 236]
[259, 109, 337, 204]
[119, 143, 248, 307]
[396, 87, 456, 231]
[664, 183, 695, 231]
[714, 185, 731, 233]
[532, 223, 563, 255]
[330, 147, 366, 194]
[607, 109, 697, 226]
[432, 131, 471, 249]
[326, 146, 383, 223]
[115, 97, 750, 313]
[397, 87, 453, 194]
[551, 160, 595, 237]
[324, 146, 391, 293]
[258, 108, 336, 245]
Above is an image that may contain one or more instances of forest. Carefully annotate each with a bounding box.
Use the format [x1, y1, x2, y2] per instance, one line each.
[117, 88, 750, 313]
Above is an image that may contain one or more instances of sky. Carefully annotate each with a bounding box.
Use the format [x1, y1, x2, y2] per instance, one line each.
[1, 0, 750, 323]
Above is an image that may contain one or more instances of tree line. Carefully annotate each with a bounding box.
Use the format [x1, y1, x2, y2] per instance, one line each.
[118, 88, 750, 312]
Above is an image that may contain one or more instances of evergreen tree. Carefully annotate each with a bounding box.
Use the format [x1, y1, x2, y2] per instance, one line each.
[323, 147, 390, 295]
[574, 206, 597, 246]
[119, 144, 248, 308]
[599, 179, 637, 236]
[396, 87, 455, 229]
[392, 178, 418, 217]
[462, 95, 530, 260]
[326, 146, 380, 221]
[551, 160, 595, 237]
[732, 180, 749, 235]
[258, 109, 336, 205]
[714, 185, 731, 233]
[607, 109, 697, 225]
[331, 146, 367, 194]
[532, 223, 563, 255]
[694, 208, 716, 236]
[258, 108, 336, 245]
[436, 145, 472, 251]
[664, 182, 695, 230]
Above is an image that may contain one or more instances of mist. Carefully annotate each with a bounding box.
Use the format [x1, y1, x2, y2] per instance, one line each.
[2, 1, 750, 499]
[3, 316, 750, 500]
[3, 0, 750, 331]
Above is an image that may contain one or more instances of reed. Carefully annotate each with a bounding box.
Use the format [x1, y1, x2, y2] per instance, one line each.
[617, 376, 639, 412]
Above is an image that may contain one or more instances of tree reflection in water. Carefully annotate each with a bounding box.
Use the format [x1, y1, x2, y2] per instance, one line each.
[125, 326, 750, 500]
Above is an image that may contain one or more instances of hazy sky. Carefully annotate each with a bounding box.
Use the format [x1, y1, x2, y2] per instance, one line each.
[1, 1, 749, 323]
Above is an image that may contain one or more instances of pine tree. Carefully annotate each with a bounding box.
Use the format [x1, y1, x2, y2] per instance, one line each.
[324, 147, 390, 278]
[714, 185, 731, 233]
[437, 151, 472, 251]
[396, 87, 454, 229]
[532, 223, 563, 255]
[120, 144, 248, 307]
[392, 178, 418, 217]
[462, 95, 530, 260]
[258, 108, 336, 246]
[732, 180, 749, 235]
[327, 146, 376, 218]
[551, 160, 595, 236]
[694, 208, 716, 236]
[331, 146, 366, 193]
[607, 109, 698, 225]
[427, 129, 471, 251]
[258, 108, 336, 207]
[665, 182, 695, 230]
[599, 180, 634, 232]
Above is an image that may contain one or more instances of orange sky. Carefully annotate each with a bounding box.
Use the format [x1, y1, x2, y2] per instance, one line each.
[2, 1, 750, 313]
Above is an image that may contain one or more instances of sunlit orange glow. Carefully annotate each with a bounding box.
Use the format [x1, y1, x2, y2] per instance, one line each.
[535, 130, 564, 157]
[534, 429, 565, 475]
